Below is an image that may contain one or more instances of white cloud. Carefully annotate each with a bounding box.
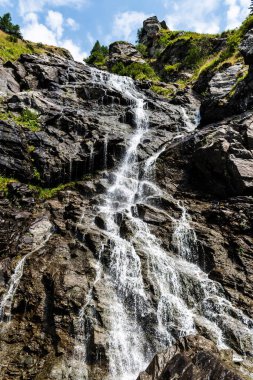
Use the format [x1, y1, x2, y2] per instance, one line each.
[225, 0, 251, 29]
[22, 12, 57, 45]
[66, 17, 79, 31]
[165, 0, 221, 34]
[18, 0, 88, 16]
[46, 10, 64, 39]
[111, 11, 150, 42]
[61, 39, 88, 61]
[21, 12, 87, 62]
[165, 0, 250, 34]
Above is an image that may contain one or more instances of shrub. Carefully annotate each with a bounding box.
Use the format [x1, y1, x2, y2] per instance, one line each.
[17, 109, 40, 132]
[150, 85, 174, 97]
[86, 40, 109, 66]
[135, 43, 148, 57]
[0, 176, 16, 193]
[29, 182, 76, 199]
[111, 61, 159, 81]
[6, 35, 18, 43]
[0, 109, 41, 132]
[164, 63, 181, 74]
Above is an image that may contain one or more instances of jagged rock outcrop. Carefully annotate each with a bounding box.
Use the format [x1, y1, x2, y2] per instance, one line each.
[196, 26, 253, 125]
[138, 336, 247, 380]
[140, 16, 168, 43]
[108, 41, 145, 68]
[138, 16, 168, 57]
[240, 28, 253, 64]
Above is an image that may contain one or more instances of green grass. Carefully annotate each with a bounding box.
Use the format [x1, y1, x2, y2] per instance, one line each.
[150, 85, 175, 98]
[229, 69, 248, 97]
[110, 61, 159, 81]
[0, 176, 16, 192]
[27, 145, 35, 153]
[193, 15, 253, 83]
[135, 43, 148, 57]
[163, 63, 181, 74]
[158, 29, 218, 48]
[0, 30, 72, 63]
[16, 109, 40, 132]
[0, 173, 76, 199]
[33, 168, 41, 181]
[0, 109, 41, 132]
[29, 182, 76, 199]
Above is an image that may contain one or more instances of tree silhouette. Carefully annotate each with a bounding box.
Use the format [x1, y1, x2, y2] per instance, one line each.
[0, 13, 22, 39]
[86, 40, 108, 65]
[250, 1, 253, 15]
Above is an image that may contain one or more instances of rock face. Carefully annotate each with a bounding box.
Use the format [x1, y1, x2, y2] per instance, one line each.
[138, 336, 246, 380]
[193, 114, 253, 196]
[240, 28, 253, 65]
[209, 63, 244, 98]
[195, 27, 253, 125]
[108, 41, 145, 67]
[0, 32, 252, 380]
[139, 16, 168, 57]
[142, 16, 167, 40]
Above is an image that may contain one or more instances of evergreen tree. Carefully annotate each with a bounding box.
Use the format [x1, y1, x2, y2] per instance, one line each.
[86, 40, 108, 66]
[0, 13, 22, 39]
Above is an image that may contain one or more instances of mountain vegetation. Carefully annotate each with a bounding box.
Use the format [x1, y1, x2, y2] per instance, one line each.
[0, 13, 22, 39]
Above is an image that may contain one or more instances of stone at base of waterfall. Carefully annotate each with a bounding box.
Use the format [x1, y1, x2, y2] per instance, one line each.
[137, 335, 248, 380]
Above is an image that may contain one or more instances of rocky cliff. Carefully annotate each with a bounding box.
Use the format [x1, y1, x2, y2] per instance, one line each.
[0, 15, 252, 380]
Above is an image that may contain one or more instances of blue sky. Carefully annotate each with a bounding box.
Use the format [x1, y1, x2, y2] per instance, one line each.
[0, 0, 251, 61]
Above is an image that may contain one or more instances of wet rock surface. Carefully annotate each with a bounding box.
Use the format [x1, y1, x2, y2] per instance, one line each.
[137, 336, 248, 380]
[0, 51, 252, 380]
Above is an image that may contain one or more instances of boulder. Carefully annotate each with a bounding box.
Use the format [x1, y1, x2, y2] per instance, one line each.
[137, 336, 246, 380]
[143, 16, 165, 39]
[108, 41, 145, 67]
[240, 28, 253, 65]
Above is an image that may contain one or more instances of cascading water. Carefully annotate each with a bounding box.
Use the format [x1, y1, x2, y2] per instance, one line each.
[0, 220, 52, 322]
[75, 67, 253, 380]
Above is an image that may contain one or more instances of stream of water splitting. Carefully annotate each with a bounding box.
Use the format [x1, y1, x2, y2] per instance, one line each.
[74, 67, 253, 380]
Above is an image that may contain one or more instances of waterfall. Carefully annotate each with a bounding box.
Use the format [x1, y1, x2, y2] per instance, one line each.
[0, 220, 52, 322]
[75, 67, 253, 379]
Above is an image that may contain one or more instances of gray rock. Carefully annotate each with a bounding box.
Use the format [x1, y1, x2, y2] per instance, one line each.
[209, 64, 244, 98]
[108, 41, 145, 68]
[137, 336, 245, 380]
[240, 28, 253, 65]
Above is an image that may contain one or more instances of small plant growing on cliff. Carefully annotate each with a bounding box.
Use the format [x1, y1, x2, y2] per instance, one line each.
[135, 43, 148, 57]
[0, 176, 16, 193]
[0, 109, 41, 132]
[16, 109, 41, 132]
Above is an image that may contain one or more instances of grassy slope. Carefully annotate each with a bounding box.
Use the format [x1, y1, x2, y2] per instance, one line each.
[0, 30, 71, 62]
[108, 16, 253, 97]
[154, 16, 253, 86]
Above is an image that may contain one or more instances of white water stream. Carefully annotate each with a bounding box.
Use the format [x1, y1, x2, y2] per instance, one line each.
[74, 68, 253, 380]
[0, 219, 52, 322]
